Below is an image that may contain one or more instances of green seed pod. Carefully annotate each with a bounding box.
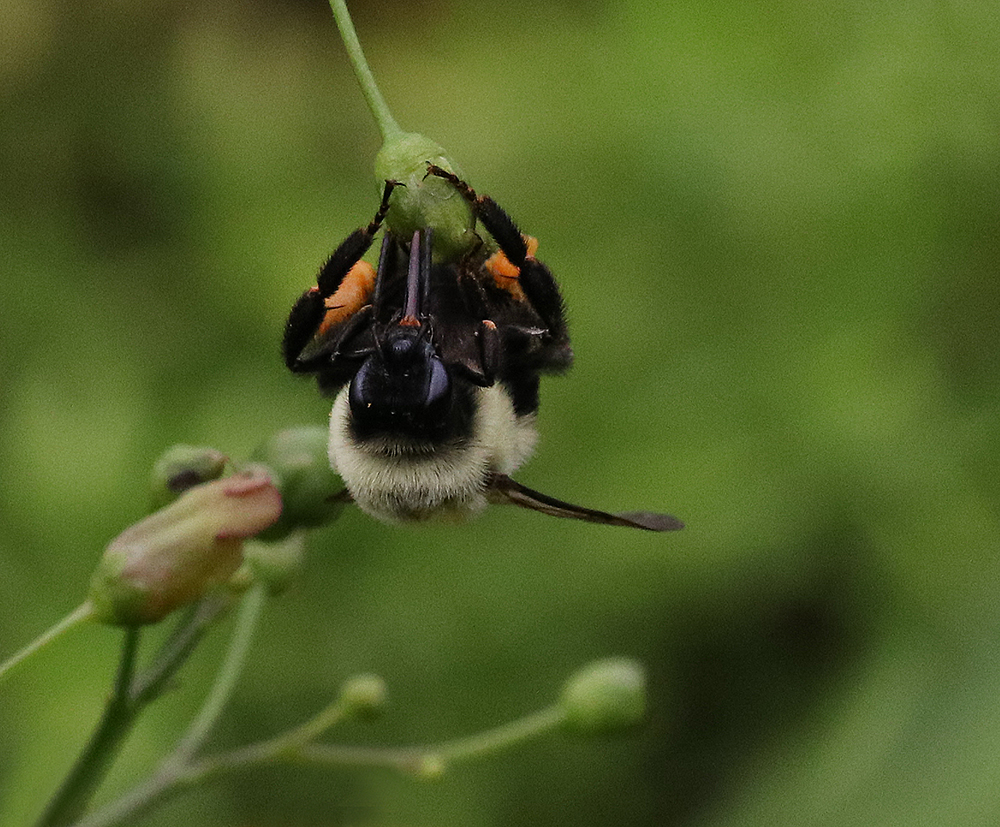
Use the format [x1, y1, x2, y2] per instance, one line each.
[375, 132, 476, 262]
[559, 657, 647, 735]
[249, 426, 345, 542]
[150, 445, 228, 509]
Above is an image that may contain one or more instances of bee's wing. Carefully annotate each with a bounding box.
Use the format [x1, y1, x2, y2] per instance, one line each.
[487, 473, 684, 532]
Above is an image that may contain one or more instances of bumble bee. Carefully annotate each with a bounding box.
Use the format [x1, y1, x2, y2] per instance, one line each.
[283, 165, 682, 531]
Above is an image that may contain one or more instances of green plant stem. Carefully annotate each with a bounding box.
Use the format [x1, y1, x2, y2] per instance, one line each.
[38, 594, 231, 827]
[0, 602, 95, 683]
[62, 586, 563, 825]
[72, 586, 267, 827]
[73, 699, 566, 825]
[328, 0, 403, 142]
[35, 628, 142, 827]
[171, 584, 267, 762]
[132, 592, 233, 703]
[128, 701, 566, 791]
[220, 703, 567, 778]
[430, 704, 567, 764]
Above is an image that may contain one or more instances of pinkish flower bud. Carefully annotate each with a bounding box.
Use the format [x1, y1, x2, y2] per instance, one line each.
[89, 470, 283, 626]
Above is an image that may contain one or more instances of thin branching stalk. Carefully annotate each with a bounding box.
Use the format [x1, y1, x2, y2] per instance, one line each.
[38, 594, 232, 827]
[35, 628, 141, 827]
[171, 584, 267, 763]
[71, 586, 267, 827]
[0, 603, 95, 683]
[327, 0, 403, 142]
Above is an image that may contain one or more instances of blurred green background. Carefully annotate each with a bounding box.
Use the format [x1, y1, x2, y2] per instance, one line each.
[2, 0, 998, 824]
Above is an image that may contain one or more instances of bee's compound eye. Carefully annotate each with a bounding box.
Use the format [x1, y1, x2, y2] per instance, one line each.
[425, 355, 450, 410]
[348, 358, 377, 414]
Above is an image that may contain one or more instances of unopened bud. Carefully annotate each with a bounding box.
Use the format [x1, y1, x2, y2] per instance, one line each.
[150, 445, 228, 509]
[90, 470, 283, 625]
[249, 427, 344, 541]
[375, 132, 476, 262]
[340, 673, 387, 721]
[414, 753, 446, 780]
[559, 658, 647, 735]
[237, 532, 306, 595]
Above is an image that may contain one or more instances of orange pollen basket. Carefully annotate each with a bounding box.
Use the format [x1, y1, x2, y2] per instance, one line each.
[486, 235, 537, 301]
[317, 260, 376, 337]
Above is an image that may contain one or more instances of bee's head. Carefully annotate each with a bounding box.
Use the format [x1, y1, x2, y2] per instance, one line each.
[348, 326, 453, 439]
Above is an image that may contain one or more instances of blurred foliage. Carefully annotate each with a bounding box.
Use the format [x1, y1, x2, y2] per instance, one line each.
[1, 0, 998, 825]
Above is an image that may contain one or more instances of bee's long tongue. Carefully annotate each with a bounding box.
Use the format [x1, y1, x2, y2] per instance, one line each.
[400, 228, 433, 327]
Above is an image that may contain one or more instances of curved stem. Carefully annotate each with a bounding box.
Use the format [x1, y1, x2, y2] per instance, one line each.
[328, 0, 403, 142]
[171, 584, 267, 762]
[0, 602, 95, 683]
[269, 696, 350, 751]
[142, 702, 565, 789]
[431, 704, 566, 764]
[72, 698, 567, 827]
[72, 586, 268, 827]
[202, 703, 567, 780]
[35, 628, 141, 827]
[132, 592, 232, 704]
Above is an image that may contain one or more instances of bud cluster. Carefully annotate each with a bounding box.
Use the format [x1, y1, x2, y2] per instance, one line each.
[89, 428, 344, 626]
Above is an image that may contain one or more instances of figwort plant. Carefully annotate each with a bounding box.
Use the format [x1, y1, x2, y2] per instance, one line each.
[0, 3, 650, 825]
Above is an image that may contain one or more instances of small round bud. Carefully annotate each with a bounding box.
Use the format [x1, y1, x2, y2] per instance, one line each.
[237, 532, 306, 595]
[375, 132, 476, 262]
[249, 427, 344, 541]
[340, 673, 387, 721]
[413, 753, 446, 780]
[90, 469, 283, 626]
[150, 445, 228, 509]
[559, 658, 647, 735]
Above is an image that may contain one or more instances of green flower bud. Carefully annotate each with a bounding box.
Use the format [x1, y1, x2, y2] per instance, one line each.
[236, 532, 306, 595]
[150, 445, 228, 509]
[414, 753, 446, 780]
[375, 132, 476, 261]
[340, 673, 387, 721]
[90, 469, 283, 626]
[249, 427, 344, 542]
[559, 658, 647, 735]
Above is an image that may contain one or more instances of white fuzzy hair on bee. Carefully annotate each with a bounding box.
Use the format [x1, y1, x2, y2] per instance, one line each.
[330, 384, 536, 523]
